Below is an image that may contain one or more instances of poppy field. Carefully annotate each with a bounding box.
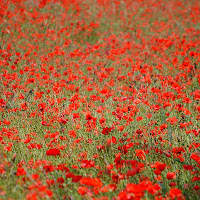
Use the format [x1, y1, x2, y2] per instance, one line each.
[0, 0, 200, 199]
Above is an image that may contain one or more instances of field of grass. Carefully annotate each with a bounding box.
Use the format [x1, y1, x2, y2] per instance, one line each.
[0, 0, 200, 199]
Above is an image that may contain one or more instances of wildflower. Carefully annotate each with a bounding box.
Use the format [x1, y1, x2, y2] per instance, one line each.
[46, 148, 60, 156]
[169, 188, 182, 199]
[135, 149, 146, 160]
[102, 127, 112, 135]
[16, 167, 26, 176]
[80, 177, 103, 188]
[166, 117, 178, 125]
[166, 172, 176, 180]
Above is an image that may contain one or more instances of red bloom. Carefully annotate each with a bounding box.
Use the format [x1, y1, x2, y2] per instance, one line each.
[43, 165, 55, 173]
[77, 186, 88, 195]
[183, 164, 193, 171]
[58, 117, 68, 125]
[136, 116, 143, 121]
[172, 147, 185, 154]
[156, 162, 166, 171]
[166, 117, 178, 125]
[32, 174, 39, 180]
[16, 167, 26, 176]
[81, 160, 95, 168]
[135, 149, 146, 160]
[0, 99, 6, 107]
[3, 119, 10, 125]
[169, 182, 176, 187]
[126, 183, 145, 197]
[27, 78, 35, 83]
[166, 172, 176, 180]
[27, 143, 42, 149]
[86, 113, 92, 120]
[73, 113, 80, 119]
[169, 188, 182, 199]
[190, 153, 200, 164]
[68, 130, 76, 138]
[46, 148, 60, 156]
[57, 177, 65, 183]
[102, 127, 112, 135]
[194, 185, 200, 191]
[80, 177, 103, 188]
[151, 161, 166, 175]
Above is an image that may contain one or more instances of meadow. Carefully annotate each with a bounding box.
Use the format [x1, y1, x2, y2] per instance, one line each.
[0, 0, 200, 199]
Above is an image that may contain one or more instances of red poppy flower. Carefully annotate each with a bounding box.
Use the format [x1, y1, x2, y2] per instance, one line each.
[169, 182, 176, 187]
[80, 177, 103, 188]
[135, 149, 146, 160]
[46, 148, 60, 156]
[0, 99, 6, 107]
[190, 153, 200, 164]
[77, 186, 88, 195]
[166, 117, 178, 125]
[16, 167, 26, 176]
[102, 127, 112, 135]
[166, 172, 176, 180]
[169, 188, 182, 199]
[136, 116, 143, 121]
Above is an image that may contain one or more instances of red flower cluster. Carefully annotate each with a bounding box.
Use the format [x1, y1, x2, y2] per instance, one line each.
[0, 0, 199, 199]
